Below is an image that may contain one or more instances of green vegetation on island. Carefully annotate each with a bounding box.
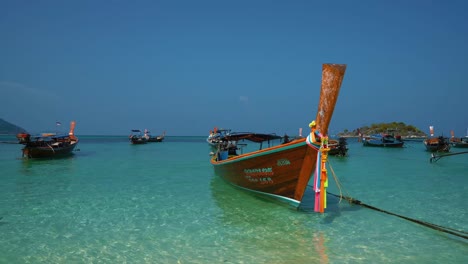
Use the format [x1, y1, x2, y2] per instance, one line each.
[337, 122, 426, 138]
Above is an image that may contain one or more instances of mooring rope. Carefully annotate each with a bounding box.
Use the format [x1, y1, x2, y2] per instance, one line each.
[430, 151, 468, 163]
[327, 162, 346, 203]
[317, 161, 468, 240]
[325, 192, 468, 240]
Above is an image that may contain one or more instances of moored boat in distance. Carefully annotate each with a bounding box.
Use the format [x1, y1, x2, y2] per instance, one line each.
[423, 126, 450, 152]
[424, 136, 450, 152]
[16, 121, 79, 158]
[449, 129, 468, 148]
[329, 137, 348, 156]
[362, 131, 404, 148]
[129, 129, 148, 144]
[207, 128, 231, 149]
[145, 130, 166, 142]
[450, 137, 468, 148]
[210, 63, 347, 213]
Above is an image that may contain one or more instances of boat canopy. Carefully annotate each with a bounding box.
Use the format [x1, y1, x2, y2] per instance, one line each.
[222, 132, 283, 143]
[32, 133, 69, 140]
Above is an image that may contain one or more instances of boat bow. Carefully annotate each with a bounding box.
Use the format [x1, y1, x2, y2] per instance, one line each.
[211, 63, 346, 212]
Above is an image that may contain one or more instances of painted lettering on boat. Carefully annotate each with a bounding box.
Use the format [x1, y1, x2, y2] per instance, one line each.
[245, 175, 274, 184]
[244, 168, 273, 175]
[244, 168, 274, 184]
[277, 158, 291, 166]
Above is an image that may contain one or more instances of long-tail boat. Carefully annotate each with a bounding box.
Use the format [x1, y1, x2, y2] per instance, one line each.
[449, 130, 468, 148]
[144, 129, 166, 142]
[207, 127, 232, 150]
[423, 126, 450, 152]
[210, 63, 347, 213]
[424, 136, 451, 152]
[328, 137, 349, 156]
[129, 129, 148, 144]
[362, 134, 404, 148]
[16, 121, 79, 158]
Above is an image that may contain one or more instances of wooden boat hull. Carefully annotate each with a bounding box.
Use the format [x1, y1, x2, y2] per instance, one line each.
[130, 138, 147, 144]
[424, 138, 450, 152]
[147, 131, 165, 142]
[210, 63, 347, 210]
[328, 138, 348, 156]
[424, 144, 450, 152]
[147, 137, 163, 142]
[362, 140, 404, 147]
[451, 142, 468, 148]
[130, 129, 148, 144]
[22, 140, 78, 158]
[211, 138, 315, 207]
[362, 134, 404, 148]
[18, 121, 79, 159]
[450, 137, 468, 148]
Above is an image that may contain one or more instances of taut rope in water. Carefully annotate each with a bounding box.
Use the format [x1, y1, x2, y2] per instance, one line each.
[429, 151, 468, 163]
[326, 192, 468, 240]
[320, 161, 468, 240]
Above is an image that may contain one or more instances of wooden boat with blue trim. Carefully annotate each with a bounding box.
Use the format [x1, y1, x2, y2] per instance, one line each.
[210, 63, 347, 212]
[362, 133, 404, 148]
[16, 121, 79, 158]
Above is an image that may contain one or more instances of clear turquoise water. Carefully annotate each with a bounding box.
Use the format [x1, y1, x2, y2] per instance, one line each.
[0, 136, 467, 263]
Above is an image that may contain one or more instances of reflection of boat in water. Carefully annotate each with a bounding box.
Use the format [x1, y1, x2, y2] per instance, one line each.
[210, 64, 347, 213]
[209, 175, 331, 220]
[16, 121, 79, 159]
[209, 175, 332, 261]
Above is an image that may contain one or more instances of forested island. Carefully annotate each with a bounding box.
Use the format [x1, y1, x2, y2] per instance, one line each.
[337, 122, 427, 138]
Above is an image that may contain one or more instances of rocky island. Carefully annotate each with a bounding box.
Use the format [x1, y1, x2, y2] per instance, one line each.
[337, 122, 427, 139]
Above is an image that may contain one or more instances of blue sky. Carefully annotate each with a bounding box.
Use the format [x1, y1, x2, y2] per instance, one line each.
[1, 0, 467, 136]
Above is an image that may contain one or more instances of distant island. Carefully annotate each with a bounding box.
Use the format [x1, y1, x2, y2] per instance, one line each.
[0, 118, 27, 135]
[337, 122, 427, 138]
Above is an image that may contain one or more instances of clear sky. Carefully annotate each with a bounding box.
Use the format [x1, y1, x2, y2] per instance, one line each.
[1, 0, 467, 136]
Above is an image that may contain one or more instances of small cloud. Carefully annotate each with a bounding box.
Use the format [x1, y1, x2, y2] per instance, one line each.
[239, 96, 249, 103]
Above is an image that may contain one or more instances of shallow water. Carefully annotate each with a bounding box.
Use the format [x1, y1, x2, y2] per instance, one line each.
[1, 136, 467, 263]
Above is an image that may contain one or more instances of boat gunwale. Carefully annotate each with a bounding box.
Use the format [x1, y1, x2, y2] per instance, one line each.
[211, 138, 307, 165]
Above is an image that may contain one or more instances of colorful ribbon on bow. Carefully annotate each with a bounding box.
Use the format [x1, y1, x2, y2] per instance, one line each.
[307, 131, 329, 213]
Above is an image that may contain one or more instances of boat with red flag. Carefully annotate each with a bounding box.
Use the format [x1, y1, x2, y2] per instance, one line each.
[423, 126, 450, 152]
[16, 121, 79, 158]
[210, 63, 347, 212]
[449, 129, 468, 148]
